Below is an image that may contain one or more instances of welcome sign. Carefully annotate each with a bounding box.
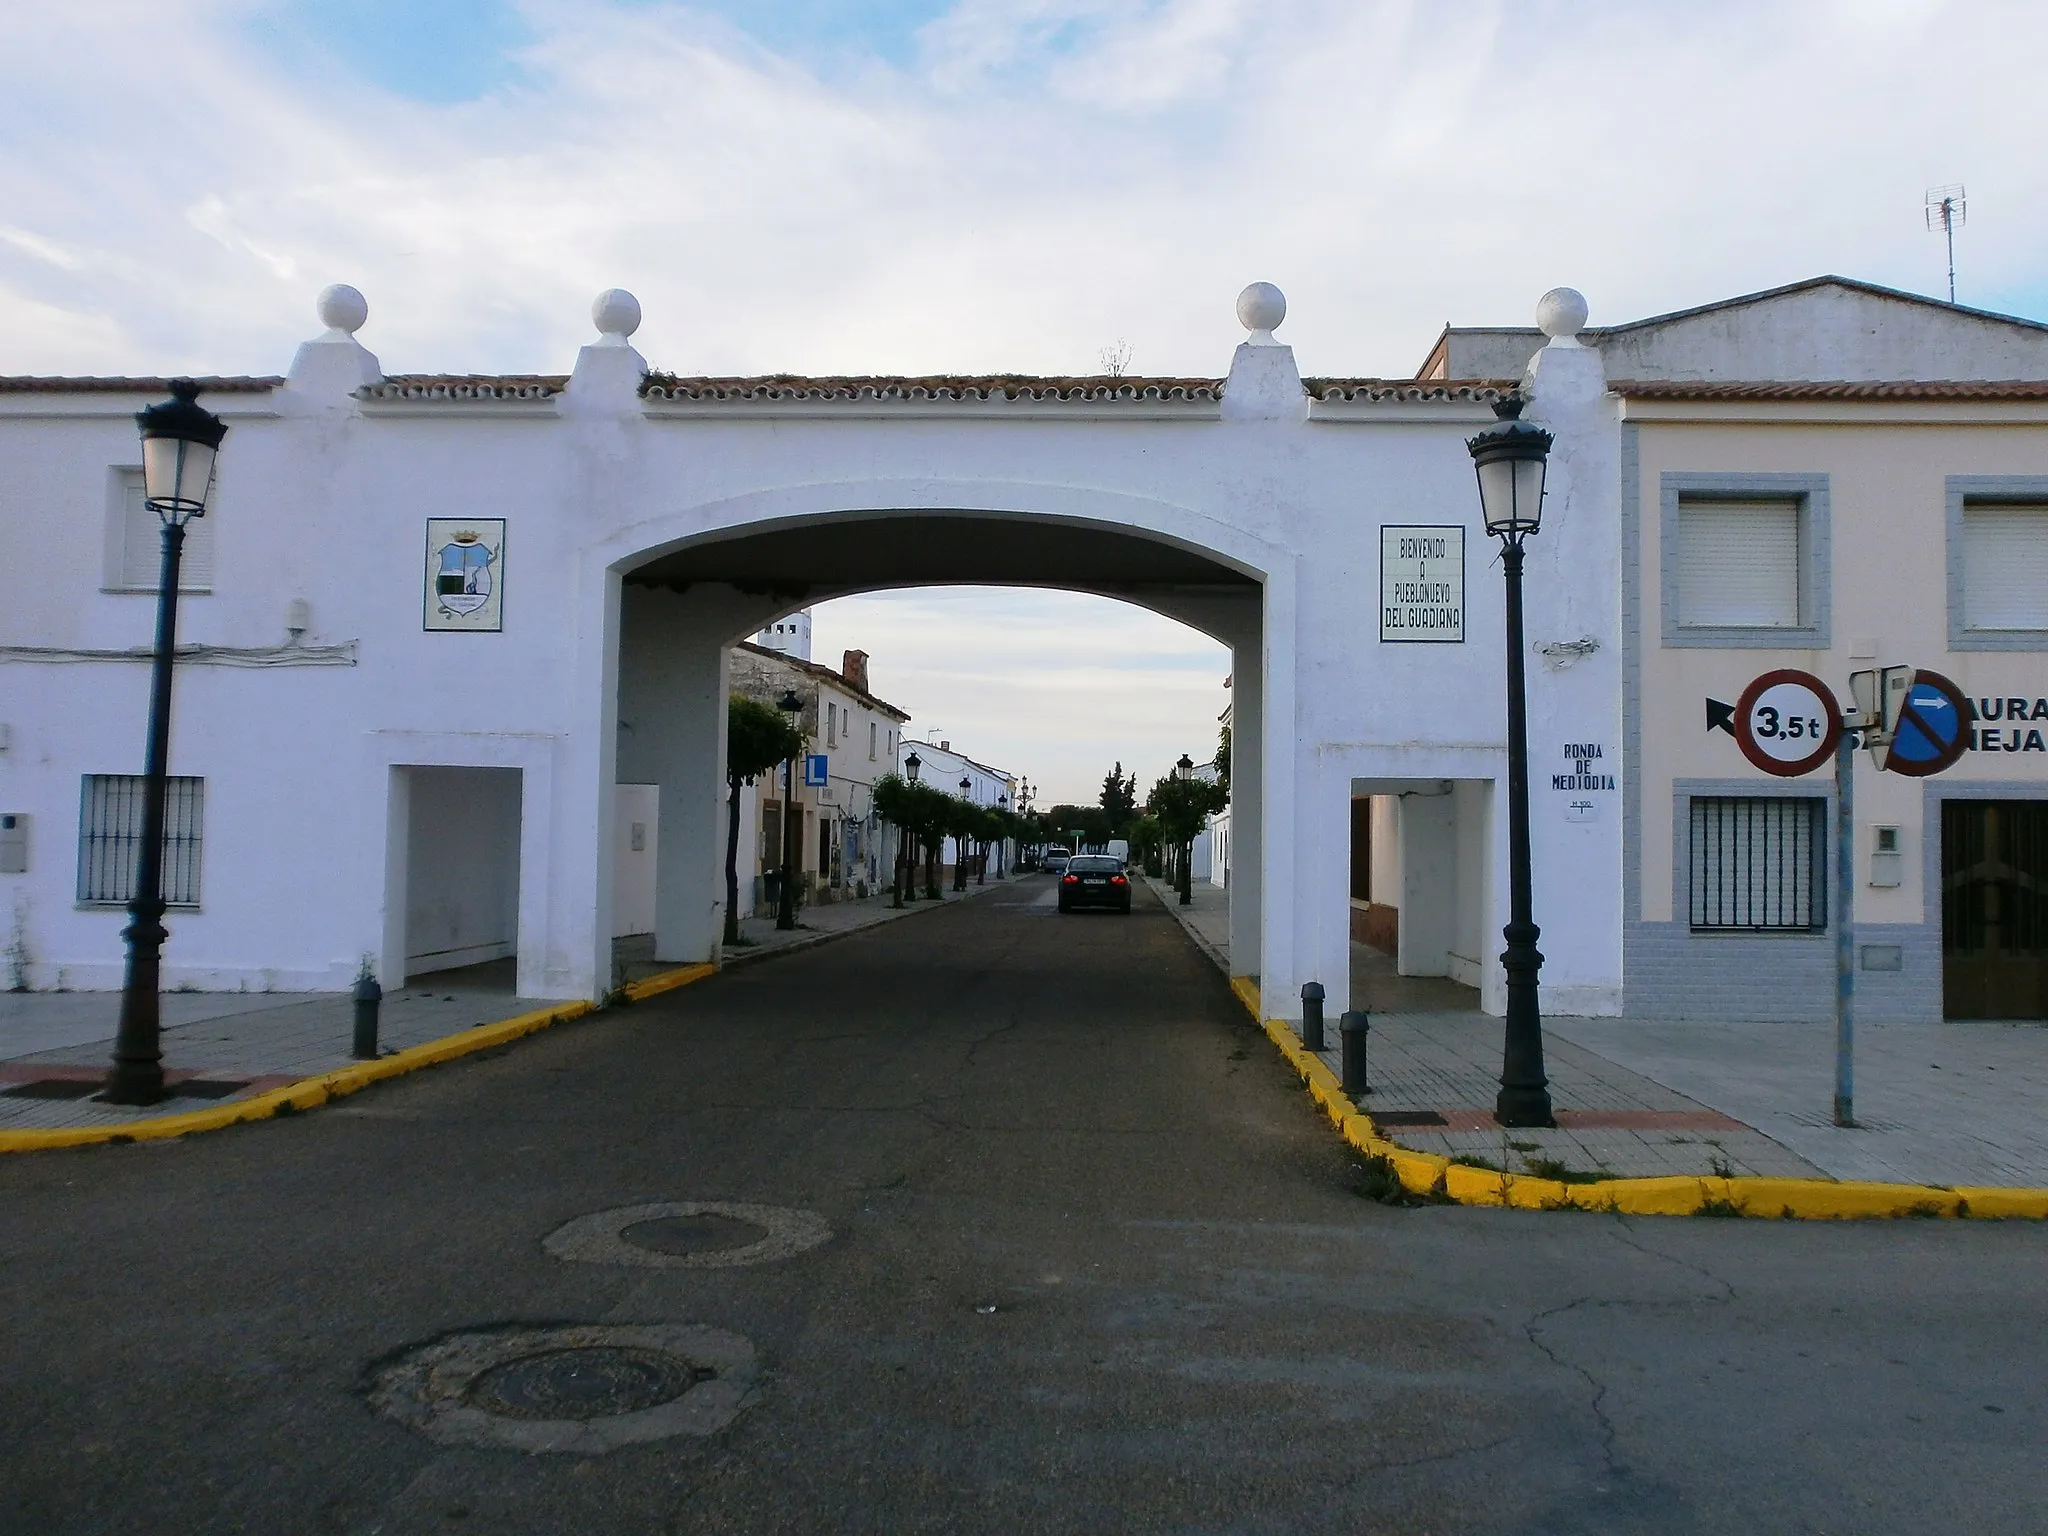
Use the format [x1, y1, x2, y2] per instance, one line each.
[1380, 525, 1464, 643]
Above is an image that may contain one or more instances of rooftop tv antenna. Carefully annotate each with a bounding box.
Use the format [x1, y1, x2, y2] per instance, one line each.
[1925, 184, 1966, 303]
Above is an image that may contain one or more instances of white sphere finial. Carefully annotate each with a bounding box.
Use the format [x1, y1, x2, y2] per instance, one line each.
[316, 283, 368, 336]
[1537, 287, 1588, 346]
[592, 288, 642, 344]
[1236, 281, 1286, 343]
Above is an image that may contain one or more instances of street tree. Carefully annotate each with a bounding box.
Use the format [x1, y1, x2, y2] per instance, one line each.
[1147, 770, 1228, 906]
[724, 694, 805, 944]
[1099, 762, 1137, 830]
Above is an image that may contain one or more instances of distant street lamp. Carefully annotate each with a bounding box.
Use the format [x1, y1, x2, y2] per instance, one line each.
[1467, 393, 1556, 1129]
[775, 688, 803, 931]
[995, 793, 1008, 877]
[103, 381, 227, 1106]
[1174, 753, 1196, 906]
[955, 775, 973, 890]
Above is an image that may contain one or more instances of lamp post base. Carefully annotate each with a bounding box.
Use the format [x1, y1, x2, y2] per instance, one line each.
[1494, 1084, 1554, 1128]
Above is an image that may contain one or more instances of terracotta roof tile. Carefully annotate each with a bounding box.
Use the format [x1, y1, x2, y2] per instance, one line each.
[733, 640, 911, 720]
[642, 373, 1221, 403]
[359, 375, 566, 401]
[1306, 378, 1516, 402]
[0, 375, 282, 394]
[1611, 379, 2048, 400]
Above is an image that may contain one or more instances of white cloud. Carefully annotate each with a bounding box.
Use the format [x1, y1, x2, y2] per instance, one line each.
[3, 1, 2041, 797]
[2, 1, 2043, 379]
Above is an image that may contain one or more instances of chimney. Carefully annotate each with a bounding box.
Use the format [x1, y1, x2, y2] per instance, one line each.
[940, 741, 950, 752]
[841, 649, 869, 693]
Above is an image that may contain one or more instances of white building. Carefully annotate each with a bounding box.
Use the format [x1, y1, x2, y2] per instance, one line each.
[726, 642, 910, 914]
[4, 274, 2040, 1023]
[898, 738, 1019, 881]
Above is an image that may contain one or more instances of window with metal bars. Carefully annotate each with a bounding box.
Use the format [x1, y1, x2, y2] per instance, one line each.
[76, 775, 204, 907]
[1688, 796, 1825, 932]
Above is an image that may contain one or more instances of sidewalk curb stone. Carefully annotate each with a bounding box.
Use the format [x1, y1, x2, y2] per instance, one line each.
[1151, 883, 2048, 1221]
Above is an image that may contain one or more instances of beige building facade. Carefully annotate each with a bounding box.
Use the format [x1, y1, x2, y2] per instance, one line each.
[1625, 381, 2048, 1021]
[1357, 279, 2048, 1023]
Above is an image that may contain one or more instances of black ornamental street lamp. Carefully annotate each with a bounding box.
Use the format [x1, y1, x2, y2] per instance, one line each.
[955, 776, 973, 890]
[775, 689, 803, 930]
[103, 381, 228, 1105]
[995, 793, 1008, 877]
[903, 751, 927, 898]
[1467, 393, 1555, 1128]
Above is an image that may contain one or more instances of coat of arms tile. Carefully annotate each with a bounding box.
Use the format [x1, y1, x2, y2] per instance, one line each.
[423, 518, 505, 632]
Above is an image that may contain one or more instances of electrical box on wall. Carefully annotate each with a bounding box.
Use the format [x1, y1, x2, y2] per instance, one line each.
[1869, 825, 1903, 888]
[0, 813, 26, 874]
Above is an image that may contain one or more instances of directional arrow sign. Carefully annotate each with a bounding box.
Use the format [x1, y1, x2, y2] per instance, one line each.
[1879, 670, 1970, 777]
[1706, 698, 1736, 735]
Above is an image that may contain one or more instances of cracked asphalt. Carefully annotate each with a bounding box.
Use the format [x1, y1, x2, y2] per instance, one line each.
[3, 877, 2045, 1534]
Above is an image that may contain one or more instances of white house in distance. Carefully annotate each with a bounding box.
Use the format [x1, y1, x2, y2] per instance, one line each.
[897, 738, 1019, 880]
[2, 273, 2042, 1024]
[726, 633, 911, 914]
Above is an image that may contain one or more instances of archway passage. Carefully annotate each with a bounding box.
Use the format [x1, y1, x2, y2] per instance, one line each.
[623, 512, 1261, 613]
[607, 510, 1266, 997]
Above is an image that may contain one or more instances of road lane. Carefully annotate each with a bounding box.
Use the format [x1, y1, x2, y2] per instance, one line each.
[1, 877, 2043, 1534]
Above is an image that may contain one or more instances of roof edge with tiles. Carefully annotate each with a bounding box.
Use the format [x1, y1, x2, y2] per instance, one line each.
[1305, 378, 1517, 403]
[358, 375, 567, 402]
[0, 375, 283, 394]
[1610, 378, 2048, 401]
[640, 373, 1222, 403]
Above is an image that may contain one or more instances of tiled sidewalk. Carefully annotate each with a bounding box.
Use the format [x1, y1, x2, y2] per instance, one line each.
[0, 963, 550, 1132]
[1147, 877, 2048, 1187]
[1, 876, 1017, 1135]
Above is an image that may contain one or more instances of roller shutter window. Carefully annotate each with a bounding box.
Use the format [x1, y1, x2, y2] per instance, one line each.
[1675, 497, 1800, 629]
[115, 468, 214, 592]
[1689, 796, 1825, 932]
[1962, 503, 2048, 630]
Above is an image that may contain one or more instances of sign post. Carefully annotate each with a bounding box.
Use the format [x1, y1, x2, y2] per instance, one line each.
[1728, 669, 1857, 1125]
[1726, 666, 1971, 1128]
[1833, 727, 1856, 1127]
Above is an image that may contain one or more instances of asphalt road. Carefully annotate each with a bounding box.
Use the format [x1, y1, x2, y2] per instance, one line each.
[3, 877, 2045, 1535]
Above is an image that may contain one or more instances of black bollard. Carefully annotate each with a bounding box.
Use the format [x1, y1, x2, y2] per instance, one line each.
[1340, 1009, 1371, 1096]
[352, 971, 382, 1060]
[1300, 981, 1325, 1052]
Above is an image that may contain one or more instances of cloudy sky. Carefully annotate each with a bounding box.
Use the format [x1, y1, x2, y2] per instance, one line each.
[4, 1, 2043, 800]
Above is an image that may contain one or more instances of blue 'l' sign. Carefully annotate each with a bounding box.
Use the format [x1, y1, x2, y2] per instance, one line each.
[804, 754, 830, 787]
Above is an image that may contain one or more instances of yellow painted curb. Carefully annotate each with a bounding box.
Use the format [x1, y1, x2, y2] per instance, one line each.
[1229, 974, 2048, 1221]
[0, 962, 720, 1155]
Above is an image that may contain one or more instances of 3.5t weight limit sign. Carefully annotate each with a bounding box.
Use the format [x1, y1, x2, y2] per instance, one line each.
[1734, 668, 1842, 777]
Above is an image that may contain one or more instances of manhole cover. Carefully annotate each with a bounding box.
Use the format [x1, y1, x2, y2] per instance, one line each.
[544, 1201, 831, 1270]
[367, 1323, 755, 1454]
[467, 1345, 711, 1420]
[620, 1211, 768, 1257]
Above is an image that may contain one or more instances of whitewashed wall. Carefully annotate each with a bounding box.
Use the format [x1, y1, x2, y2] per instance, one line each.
[0, 284, 1628, 1016]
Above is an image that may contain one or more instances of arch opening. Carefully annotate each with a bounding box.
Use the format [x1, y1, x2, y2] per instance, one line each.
[600, 506, 1267, 1001]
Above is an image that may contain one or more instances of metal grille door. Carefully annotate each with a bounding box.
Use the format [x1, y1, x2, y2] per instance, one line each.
[1942, 800, 2048, 1019]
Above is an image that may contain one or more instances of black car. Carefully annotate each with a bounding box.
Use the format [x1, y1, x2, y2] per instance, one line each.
[1057, 855, 1132, 913]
